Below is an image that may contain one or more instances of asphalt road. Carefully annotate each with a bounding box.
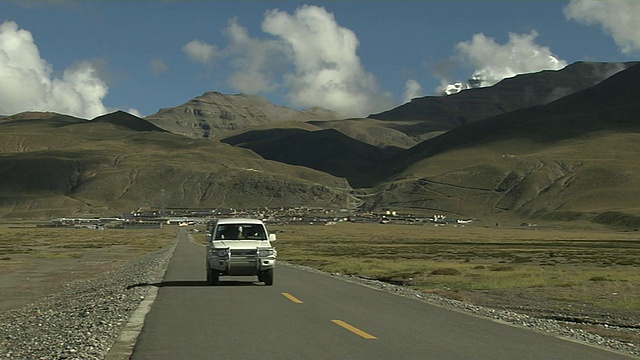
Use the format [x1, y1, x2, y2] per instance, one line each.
[129, 228, 634, 360]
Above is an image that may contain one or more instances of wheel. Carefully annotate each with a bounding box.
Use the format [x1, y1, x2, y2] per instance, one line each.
[207, 267, 220, 285]
[261, 268, 274, 286]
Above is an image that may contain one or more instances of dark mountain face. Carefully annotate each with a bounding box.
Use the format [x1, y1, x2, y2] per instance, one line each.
[368, 62, 638, 138]
[91, 111, 166, 132]
[222, 128, 401, 187]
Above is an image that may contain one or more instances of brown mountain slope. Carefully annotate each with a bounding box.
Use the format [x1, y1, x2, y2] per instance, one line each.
[369, 61, 637, 139]
[357, 63, 640, 220]
[0, 111, 351, 218]
[145, 92, 339, 139]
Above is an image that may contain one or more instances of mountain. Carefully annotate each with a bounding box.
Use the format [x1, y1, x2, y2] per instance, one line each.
[368, 61, 638, 139]
[357, 63, 640, 220]
[145, 92, 340, 139]
[0, 111, 350, 218]
[2, 61, 640, 226]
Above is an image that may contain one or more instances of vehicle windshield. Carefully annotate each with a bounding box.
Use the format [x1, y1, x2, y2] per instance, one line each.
[214, 224, 267, 240]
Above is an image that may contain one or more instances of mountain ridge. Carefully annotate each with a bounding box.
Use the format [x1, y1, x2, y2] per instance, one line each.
[368, 61, 638, 138]
[1, 61, 640, 226]
[354, 63, 640, 219]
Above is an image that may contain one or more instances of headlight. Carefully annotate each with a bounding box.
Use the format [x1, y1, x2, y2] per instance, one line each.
[258, 248, 274, 257]
[215, 249, 229, 257]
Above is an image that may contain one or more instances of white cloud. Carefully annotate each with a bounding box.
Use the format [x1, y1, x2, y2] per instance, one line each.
[439, 31, 567, 95]
[0, 20, 108, 118]
[402, 79, 422, 103]
[564, 0, 640, 55]
[209, 6, 394, 117]
[150, 58, 169, 76]
[224, 18, 287, 93]
[183, 39, 217, 66]
[127, 108, 143, 117]
[261, 5, 395, 117]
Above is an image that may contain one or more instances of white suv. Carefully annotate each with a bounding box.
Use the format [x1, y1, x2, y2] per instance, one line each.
[205, 218, 277, 286]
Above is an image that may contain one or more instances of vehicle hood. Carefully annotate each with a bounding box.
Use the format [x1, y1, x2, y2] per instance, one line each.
[212, 240, 272, 249]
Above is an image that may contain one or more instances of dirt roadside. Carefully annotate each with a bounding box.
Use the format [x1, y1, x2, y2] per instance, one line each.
[0, 248, 147, 311]
[453, 287, 640, 350]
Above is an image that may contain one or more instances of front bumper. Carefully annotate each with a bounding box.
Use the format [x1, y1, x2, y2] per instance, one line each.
[207, 247, 276, 275]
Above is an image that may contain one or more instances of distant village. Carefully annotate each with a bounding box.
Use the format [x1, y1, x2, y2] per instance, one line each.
[42, 206, 474, 229]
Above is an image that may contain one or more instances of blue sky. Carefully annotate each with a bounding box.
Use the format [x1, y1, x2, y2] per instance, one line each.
[0, 0, 638, 119]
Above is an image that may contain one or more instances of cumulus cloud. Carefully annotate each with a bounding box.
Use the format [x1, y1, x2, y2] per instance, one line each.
[402, 79, 422, 103]
[564, 0, 640, 55]
[0, 20, 108, 118]
[261, 5, 395, 117]
[183, 39, 217, 66]
[223, 18, 288, 94]
[191, 6, 395, 117]
[438, 31, 567, 95]
[127, 108, 143, 117]
[150, 58, 168, 76]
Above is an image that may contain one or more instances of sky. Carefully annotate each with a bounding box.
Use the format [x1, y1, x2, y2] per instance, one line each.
[0, 0, 639, 119]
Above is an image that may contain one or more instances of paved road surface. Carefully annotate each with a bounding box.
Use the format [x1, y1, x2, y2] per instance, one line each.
[129, 229, 634, 360]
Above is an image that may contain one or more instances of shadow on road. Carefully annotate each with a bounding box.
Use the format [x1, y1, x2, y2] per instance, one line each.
[127, 280, 262, 289]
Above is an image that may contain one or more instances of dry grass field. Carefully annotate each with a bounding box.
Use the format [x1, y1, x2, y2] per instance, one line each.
[271, 222, 640, 308]
[0, 223, 176, 311]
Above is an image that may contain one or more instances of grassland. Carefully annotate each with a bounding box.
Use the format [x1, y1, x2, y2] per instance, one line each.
[0, 225, 175, 256]
[270, 221, 640, 321]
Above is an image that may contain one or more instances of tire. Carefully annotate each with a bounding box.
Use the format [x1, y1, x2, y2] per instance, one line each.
[262, 268, 274, 286]
[207, 267, 220, 285]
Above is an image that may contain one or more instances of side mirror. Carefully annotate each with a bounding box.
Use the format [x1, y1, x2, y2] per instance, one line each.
[269, 233, 277, 242]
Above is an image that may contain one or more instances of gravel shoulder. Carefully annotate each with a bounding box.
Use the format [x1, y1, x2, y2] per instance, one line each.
[0, 244, 176, 360]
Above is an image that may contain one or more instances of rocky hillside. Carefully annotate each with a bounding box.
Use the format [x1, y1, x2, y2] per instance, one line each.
[145, 92, 339, 139]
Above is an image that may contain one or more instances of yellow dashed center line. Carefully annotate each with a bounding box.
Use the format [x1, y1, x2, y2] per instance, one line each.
[282, 292, 303, 303]
[331, 320, 377, 339]
[280, 294, 376, 339]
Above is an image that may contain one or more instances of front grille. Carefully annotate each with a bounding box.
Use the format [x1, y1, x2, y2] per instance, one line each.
[230, 249, 257, 257]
